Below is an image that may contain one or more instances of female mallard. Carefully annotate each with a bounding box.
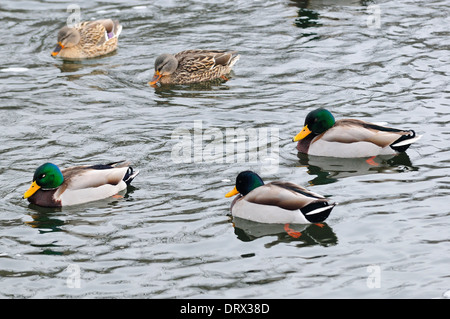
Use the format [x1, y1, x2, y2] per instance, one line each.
[51, 19, 122, 59]
[225, 171, 335, 224]
[23, 161, 138, 207]
[293, 108, 422, 158]
[149, 49, 240, 86]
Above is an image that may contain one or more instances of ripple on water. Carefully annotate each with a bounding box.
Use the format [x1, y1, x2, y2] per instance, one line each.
[0, 0, 449, 299]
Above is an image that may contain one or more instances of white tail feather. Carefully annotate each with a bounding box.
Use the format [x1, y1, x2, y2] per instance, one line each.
[391, 134, 422, 147]
[305, 205, 333, 216]
[228, 55, 240, 69]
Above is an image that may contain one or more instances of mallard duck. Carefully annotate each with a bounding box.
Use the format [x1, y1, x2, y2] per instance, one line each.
[51, 19, 122, 59]
[149, 49, 240, 86]
[225, 171, 335, 224]
[293, 108, 422, 158]
[23, 161, 138, 207]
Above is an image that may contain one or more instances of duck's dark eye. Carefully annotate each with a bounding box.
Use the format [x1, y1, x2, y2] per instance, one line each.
[39, 174, 46, 179]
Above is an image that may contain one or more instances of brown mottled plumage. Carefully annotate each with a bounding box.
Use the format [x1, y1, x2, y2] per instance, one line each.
[149, 50, 240, 85]
[51, 19, 122, 59]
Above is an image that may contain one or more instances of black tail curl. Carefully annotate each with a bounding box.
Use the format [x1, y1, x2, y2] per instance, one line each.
[390, 130, 416, 153]
[300, 201, 335, 223]
[123, 167, 139, 185]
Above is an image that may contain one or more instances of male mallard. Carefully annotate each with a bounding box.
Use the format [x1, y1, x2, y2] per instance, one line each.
[51, 19, 122, 59]
[23, 161, 138, 207]
[149, 49, 240, 86]
[225, 171, 335, 224]
[293, 108, 422, 158]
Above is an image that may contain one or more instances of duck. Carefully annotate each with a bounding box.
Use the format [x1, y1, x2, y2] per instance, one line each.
[149, 49, 240, 86]
[23, 161, 139, 207]
[51, 19, 122, 59]
[225, 171, 335, 224]
[292, 108, 422, 158]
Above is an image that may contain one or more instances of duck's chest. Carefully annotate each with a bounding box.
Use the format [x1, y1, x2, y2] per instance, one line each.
[27, 189, 61, 207]
[296, 133, 316, 154]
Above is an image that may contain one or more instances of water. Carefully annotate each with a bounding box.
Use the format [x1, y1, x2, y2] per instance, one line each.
[0, 0, 449, 299]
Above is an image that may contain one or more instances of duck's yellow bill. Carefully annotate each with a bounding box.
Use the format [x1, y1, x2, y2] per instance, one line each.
[225, 186, 239, 198]
[23, 181, 40, 199]
[51, 42, 63, 57]
[149, 71, 162, 86]
[292, 125, 312, 142]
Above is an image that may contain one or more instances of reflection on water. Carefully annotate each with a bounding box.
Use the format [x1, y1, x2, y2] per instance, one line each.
[297, 152, 419, 185]
[24, 185, 137, 231]
[294, 8, 321, 29]
[289, 0, 372, 8]
[1, 0, 448, 299]
[152, 76, 232, 94]
[231, 216, 338, 247]
[55, 60, 107, 73]
[26, 209, 64, 233]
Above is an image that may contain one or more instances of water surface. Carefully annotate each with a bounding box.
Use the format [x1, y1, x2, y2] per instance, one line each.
[0, 0, 449, 298]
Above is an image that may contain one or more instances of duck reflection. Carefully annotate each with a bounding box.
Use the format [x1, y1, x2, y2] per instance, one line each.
[289, 0, 375, 37]
[24, 186, 136, 232]
[297, 152, 418, 186]
[54, 55, 117, 72]
[54, 58, 118, 83]
[25, 205, 64, 233]
[289, 0, 371, 9]
[289, 0, 321, 40]
[24, 207, 66, 255]
[151, 76, 232, 100]
[294, 8, 321, 29]
[55, 60, 86, 73]
[231, 216, 338, 247]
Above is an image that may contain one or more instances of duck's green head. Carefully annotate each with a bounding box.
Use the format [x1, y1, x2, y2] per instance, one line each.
[225, 171, 265, 197]
[293, 108, 335, 141]
[23, 163, 64, 199]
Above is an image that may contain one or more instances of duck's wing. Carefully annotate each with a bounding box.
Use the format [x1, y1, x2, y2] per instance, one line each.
[51, 162, 138, 206]
[175, 50, 238, 72]
[59, 161, 134, 192]
[321, 119, 417, 149]
[95, 19, 122, 38]
[243, 181, 327, 211]
[78, 19, 120, 47]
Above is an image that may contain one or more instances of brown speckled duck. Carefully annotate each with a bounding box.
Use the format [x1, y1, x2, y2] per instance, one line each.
[23, 161, 138, 207]
[51, 19, 122, 59]
[149, 49, 240, 86]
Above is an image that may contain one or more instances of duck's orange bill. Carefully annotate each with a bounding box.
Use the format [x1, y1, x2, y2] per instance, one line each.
[225, 186, 239, 198]
[149, 71, 162, 86]
[23, 181, 40, 199]
[292, 125, 312, 142]
[51, 42, 64, 57]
